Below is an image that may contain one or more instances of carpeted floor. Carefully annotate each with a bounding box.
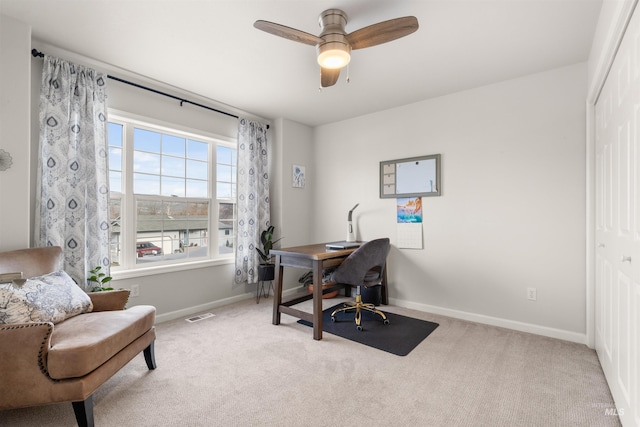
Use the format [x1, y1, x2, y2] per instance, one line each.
[0, 296, 621, 427]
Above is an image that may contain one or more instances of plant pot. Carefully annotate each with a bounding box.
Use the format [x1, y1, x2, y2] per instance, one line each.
[308, 282, 339, 299]
[258, 264, 275, 282]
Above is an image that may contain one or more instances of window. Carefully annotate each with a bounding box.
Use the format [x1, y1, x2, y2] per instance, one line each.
[108, 113, 236, 270]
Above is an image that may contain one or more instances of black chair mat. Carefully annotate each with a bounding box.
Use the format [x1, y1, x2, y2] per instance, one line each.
[298, 303, 439, 356]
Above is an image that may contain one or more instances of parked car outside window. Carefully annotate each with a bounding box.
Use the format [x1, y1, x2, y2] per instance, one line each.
[136, 242, 162, 257]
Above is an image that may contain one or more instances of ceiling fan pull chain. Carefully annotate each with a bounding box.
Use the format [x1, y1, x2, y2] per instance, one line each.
[346, 64, 350, 83]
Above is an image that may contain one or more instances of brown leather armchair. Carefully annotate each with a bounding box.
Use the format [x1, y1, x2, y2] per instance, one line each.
[0, 247, 156, 427]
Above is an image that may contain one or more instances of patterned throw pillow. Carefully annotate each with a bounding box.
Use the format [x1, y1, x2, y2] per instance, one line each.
[0, 271, 93, 324]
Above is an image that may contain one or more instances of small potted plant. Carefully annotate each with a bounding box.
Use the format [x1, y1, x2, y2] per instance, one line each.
[87, 266, 114, 292]
[256, 225, 282, 282]
[87, 265, 131, 310]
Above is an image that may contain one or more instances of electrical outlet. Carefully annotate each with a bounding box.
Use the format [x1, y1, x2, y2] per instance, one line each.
[527, 287, 537, 301]
[131, 284, 140, 297]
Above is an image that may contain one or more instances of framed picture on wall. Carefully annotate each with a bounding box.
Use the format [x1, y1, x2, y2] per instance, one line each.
[380, 154, 441, 198]
[292, 164, 306, 188]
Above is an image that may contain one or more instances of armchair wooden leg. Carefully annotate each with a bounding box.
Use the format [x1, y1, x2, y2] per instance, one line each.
[144, 341, 157, 370]
[72, 395, 94, 427]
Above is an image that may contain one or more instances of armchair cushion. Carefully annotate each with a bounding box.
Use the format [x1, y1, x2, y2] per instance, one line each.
[0, 271, 92, 325]
[47, 305, 155, 379]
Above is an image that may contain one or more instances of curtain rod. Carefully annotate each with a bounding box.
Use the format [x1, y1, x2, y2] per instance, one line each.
[31, 48, 269, 129]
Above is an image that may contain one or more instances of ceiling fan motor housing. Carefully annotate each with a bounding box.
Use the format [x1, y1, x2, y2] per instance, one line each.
[316, 9, 351, 69]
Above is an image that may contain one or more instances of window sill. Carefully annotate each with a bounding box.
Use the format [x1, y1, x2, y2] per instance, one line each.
[111, 257, 234, 281]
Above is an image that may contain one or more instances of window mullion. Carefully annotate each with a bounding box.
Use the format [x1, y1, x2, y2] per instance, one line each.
[210, 141, 218, 257]
[122, 123, 136, 269]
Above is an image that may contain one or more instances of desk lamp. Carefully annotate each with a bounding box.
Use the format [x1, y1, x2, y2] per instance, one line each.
[346, 203, 359, 242]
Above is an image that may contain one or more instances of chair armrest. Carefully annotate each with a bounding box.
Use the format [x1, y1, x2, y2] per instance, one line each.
[0, 322, 54, 402]
[89, 289, 130, 311]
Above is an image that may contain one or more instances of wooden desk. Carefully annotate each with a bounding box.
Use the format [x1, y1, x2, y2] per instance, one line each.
[271, 243, 388, 340]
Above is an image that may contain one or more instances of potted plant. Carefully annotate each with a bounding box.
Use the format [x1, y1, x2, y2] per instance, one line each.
[87, 265, 131, 310]
[87, 266, 114, 292]
[256, 225, 282, 282]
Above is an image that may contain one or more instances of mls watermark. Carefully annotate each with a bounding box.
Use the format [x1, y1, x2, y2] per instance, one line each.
[605, 408, 624, 417]
[592, 402, 624, 417]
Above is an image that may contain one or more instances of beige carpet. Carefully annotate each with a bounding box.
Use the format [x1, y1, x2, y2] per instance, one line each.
[0, 296, 621, 427]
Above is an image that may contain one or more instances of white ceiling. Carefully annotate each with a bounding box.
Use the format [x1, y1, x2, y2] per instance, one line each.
[1, 0, 602, 127]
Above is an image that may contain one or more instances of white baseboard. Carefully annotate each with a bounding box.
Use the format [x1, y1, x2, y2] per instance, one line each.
[390, 297, 587, 345]
[155, 293, 254, 323]
[156, 290, 586, 345]
[154, 286, 301, 324]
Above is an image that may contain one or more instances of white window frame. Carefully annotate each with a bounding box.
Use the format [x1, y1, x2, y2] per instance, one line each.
[108, 109, 236, 279]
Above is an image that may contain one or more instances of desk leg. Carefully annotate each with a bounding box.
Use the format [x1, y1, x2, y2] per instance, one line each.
[272, 255, 283, 325]
[312, 260, 323, 340]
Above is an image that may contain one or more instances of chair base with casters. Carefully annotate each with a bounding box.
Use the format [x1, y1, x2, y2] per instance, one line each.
[329, 238, 392, 331]
[331, 288, 390, 331]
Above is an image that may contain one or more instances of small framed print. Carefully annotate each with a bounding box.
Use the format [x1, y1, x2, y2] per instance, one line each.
[293, 164, 306, 188]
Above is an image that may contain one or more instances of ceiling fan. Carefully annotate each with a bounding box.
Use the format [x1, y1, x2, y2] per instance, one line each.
[254, 9, 419, 87]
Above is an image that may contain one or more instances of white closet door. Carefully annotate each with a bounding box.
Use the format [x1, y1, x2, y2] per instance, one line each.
[595, 5, 640, 426]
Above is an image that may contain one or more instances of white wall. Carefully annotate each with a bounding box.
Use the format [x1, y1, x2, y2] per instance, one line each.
[0, 15, 31, 250]
[270, 118, 314, 288]
[311, 63, 588, 342]
[271, 118, 314, 247]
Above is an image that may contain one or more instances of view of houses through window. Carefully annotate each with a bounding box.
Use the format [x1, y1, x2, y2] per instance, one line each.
[108, 115, 236, 269]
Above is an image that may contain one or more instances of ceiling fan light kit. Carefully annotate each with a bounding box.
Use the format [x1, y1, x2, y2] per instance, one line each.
[317, 43, 351, 69]
[316, 9, 351, 69]
[254, 8, 419, 87]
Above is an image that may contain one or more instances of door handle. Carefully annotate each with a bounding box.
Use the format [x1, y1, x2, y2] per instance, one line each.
[597, 243, 605, 248]
[621, 255, 632, 263]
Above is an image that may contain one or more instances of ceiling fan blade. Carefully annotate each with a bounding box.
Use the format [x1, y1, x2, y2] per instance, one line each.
[254, 20, 324, 46]
[346, 16, 419, 50]
[320, 67, 341, 87]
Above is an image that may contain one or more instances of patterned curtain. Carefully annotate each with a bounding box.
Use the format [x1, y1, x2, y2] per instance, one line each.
[34, 55, 110, 290]
[234, 118, 270, 284]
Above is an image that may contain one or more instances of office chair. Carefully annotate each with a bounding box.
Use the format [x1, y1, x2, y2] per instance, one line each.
[330, 238, 391, 331]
